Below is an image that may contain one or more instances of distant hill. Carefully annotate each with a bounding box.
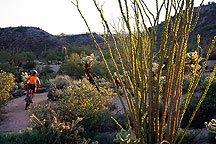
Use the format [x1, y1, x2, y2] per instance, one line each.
[0, 3, 215, 59]
[61, 32, 103, 45]
[187, 3, 216, 59]
[157, 3, 216, 59]
[0, 26, 67, 56]
[191, 2, 216, 43]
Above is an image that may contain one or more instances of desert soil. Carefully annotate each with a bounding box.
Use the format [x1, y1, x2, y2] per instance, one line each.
[0, 92, 48, 133]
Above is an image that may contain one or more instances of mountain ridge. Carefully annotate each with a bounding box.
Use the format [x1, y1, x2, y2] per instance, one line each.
[0, 3, 215, 59]
[0, 26, 68, 56]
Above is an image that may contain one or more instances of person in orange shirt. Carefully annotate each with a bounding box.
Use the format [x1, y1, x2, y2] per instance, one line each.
[25, 70, 41, 103]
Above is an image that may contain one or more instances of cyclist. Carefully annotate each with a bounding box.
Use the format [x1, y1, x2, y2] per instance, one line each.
[25, 70, 41, 103]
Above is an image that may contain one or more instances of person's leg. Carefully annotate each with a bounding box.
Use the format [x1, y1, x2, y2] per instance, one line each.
[30, 88, 36, 103]
[25, 88, 30, 101]
[31, 92, 34, 103]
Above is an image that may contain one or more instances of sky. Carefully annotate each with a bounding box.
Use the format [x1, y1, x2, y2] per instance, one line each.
[0, 0, 215, 35]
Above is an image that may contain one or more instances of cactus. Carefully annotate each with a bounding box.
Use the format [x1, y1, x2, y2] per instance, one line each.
[205, 119, 216, 134]
[185, 51, 203, 74]
[113, 128, 140, 144]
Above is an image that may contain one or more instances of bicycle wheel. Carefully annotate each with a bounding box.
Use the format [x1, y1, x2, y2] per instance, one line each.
[25, 94, 32, 110]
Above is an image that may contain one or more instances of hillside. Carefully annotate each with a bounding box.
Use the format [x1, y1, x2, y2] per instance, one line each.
[191, 3, 216, 43]
[0, 26, 67, 56]
[157, 3, 216, 59]
[0, 3, 215, 59]
[188, 3, 216, 59]
[61, 32, 103, 45]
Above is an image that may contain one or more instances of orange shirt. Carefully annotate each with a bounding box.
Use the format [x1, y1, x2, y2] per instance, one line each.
[27, 76, 40, 86]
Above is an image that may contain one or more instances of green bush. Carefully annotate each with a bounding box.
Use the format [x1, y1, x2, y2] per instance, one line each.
[92, 61, 109, 78]
[60, 82, 116, 120]
[12, 89, 26, 98]
[176, 129, 201, 144]
[0, 62, 14, 73]
[47, 75, 72, 100]
[38, 66, 57, 88]
[0, 71, 16, 109]
[41, 49, 66, 63]
[0, 128, 44, 144]
[176, 128, 214, 144]
[66, 44, 93, 57]
[207, 132, 216, 143]
[32, 80, 119, 141]
[61, 53, 84, 78]
[181, 78, 216, 128]
[182, 77, 191, 94]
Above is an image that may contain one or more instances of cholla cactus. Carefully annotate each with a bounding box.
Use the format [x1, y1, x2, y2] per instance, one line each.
[113, 128, 140, 144]
[186, 51, 199, 63]
[152, 62, 159, 75]
[185, 51, 203, 74]
[205, 119, 216, 133]
[81, 54, 99, 91]
[81, 53, 96, 65]
[152, 62, 165, 76]
[113, 72, 121, 88]
[152, 63, 165, 92]
[31, 114, 88, 143]
[21, 72, 29, 82]
[20, 72, 29, 88]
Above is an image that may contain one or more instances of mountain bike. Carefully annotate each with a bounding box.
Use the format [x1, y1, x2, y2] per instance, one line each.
[25, 89, 34, 110]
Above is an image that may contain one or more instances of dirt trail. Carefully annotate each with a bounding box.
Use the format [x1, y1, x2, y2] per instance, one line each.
[0, 92, 48, 133]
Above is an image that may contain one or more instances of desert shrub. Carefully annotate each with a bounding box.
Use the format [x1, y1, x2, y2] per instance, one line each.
[0, 71, 16, 109]
[41, 49, 66, 63]
[94, 78, 113, 89]
[66, 44, 93, 57]
[0, 62, 14, 73]
[60, 82, 116, 120]
[47, 75, 72, 100]
[15, 52, 35, 63]
[0, 50, 35, 71]
[176, 129, 201, 144]
[61, 53, 84, 78]
[32, 80, 119, 141]
[207, 132, 216, 143]
[0, 128, 44, 144]
[39, 65, 55, 75]
[22, 61, 36, 70]
[181, 78, 216, 128]
[39, 66, 57, 88]
[60, 83, 119, 139]
[12, 89, 26, 98]
[30, 113, 91, 144]
[92, 61, 109, 78]
[182, 77, 191, 94]
[92, 132, 116, 144]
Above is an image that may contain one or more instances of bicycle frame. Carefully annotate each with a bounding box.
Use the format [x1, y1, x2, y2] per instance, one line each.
[25, 89, 34, 110]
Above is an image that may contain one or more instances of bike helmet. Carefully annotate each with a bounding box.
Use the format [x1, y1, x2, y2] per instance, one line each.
[31, 70, 38, 76]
